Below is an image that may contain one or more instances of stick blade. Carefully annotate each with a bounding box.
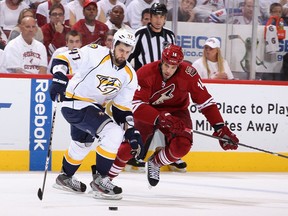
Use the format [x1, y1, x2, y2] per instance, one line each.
[37, 188, 43, 200]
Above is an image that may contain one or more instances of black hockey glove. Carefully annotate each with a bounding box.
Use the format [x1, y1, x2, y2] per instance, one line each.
[124, 128, 144, 159]
[49, 72, 68, 102]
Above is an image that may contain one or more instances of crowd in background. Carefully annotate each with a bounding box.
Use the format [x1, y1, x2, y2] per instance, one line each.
[0, 0, 287, 79]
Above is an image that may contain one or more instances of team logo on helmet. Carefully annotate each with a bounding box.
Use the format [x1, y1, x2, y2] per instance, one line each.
[113, 29, 136, 48]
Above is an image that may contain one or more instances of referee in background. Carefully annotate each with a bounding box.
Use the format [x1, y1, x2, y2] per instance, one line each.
[128, 3, 175, 71]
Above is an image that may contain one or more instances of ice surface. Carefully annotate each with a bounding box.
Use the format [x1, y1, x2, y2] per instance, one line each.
[1, 172, 288, 216]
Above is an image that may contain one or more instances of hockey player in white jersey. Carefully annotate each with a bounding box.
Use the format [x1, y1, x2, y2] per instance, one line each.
[49, 28, 143, 200]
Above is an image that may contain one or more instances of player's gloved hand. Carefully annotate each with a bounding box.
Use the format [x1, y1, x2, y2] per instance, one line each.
[157, 112, 186, 135]
[213, 125, 239, 150]
[124, 128, 144, 159]
[49, 72, 68, 102]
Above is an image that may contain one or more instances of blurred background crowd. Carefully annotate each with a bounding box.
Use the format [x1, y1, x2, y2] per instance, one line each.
[0, 0, 287, 80]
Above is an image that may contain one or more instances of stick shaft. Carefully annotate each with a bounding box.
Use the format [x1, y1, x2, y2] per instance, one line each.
[192, 130, 288, 159]
[38, 101, 57, 200]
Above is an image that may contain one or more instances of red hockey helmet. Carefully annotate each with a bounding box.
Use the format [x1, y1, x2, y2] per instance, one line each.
[162, 44, 184, 65]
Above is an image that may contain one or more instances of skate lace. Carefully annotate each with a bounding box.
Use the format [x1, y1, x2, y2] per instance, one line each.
[148, 160, 160, 180]
[100, 177, 115, 190]
[68, 176, 81, 189]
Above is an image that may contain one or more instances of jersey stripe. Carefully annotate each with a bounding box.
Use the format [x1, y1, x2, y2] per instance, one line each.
[63, 150, 83, 166]
[124, 65, 133, 83]
[55, 54, 73, 74]
[65, 91, 97, 103]
[96, 145, 117, 160]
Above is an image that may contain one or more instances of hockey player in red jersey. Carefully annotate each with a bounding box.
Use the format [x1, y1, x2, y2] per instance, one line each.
[108, 44, 239, 187]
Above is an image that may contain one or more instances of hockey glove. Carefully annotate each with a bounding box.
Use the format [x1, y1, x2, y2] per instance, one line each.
[49, 72, 68, 102]
[213, 125, 239, 150]
[124, 128, 144, 159]
[157, 112, 186, 135]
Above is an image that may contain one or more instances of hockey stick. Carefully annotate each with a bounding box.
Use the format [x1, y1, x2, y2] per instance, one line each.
[188, 129, 288, 159]
[37, 99, 58, 200]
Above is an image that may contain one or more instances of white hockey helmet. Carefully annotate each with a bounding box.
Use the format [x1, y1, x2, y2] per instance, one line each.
[112, 28, 136, 50]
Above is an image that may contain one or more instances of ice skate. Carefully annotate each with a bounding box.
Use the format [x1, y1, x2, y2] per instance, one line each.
[124, 158, 145, 173]
[168, 159, 187, 173]
[53, 173, 87, 193]
[146, 154, 160, 187]
[90, 170, 122, 200]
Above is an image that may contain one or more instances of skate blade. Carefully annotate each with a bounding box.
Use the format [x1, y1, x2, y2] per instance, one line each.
[168, 165, 187, 173]
[89, 190, 122, 200]
[53, 183, 85, 194]
[124, 165, 145, 173]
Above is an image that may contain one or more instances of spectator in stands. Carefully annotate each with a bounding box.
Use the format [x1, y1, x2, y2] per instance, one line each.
[29, 0, 46, 13]
[280, 0, 288, 17]
[261, 2, 287, 25]
[120, 0, 133, 7]
[193, 0, 224, 23]
[259, 0, 278, 23]
[269, 2, 284, 19]
[126, 0, 157, 30]
[67, 0, 106, 26]
[141, 8, 151, 26]
[105, 5, 133, 31]
[167, 0, 197, 22]
[97, 0, 128, 23]
[0, 49, 5, 72]
[228, 0, 261, 25]
[160, 0, 173, 10]
[0, 0, 29, 38]
[104, 29, 117, 49]
[3, 17, 47, 74]
[8, 8, 43, 43]
[36, 0, 70, 27]
[192, 37, 234, 79]
[72, 0, 109, 46]
[0, 29, 7, 50]
[41, 4, 71, 60]
[48, 30, 82, 72]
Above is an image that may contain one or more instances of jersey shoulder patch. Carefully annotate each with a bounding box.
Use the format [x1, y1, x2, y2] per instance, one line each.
[185, 65, 197, 77]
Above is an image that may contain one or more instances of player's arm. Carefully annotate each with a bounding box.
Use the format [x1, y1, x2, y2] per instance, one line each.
[38, 66, 47, 74]
[112, 102, 143, 159]
[188, 70, 239, 150]
[49, 48, 79, 101]
[3, 44, 24, 73]
[112, 73, 144, 158]
[38, 45, 48, 74]
[49, 49, 71, 102]
[49, 57, 69, 102]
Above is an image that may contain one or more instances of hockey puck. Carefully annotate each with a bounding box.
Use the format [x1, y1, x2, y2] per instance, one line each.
[109, 206, 118, 211]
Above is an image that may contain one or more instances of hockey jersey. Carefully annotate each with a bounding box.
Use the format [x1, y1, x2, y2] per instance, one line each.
[132, 60, 224, 126]
[52, 44, 137, 112]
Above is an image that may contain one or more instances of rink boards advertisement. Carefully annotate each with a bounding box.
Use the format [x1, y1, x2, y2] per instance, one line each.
[0, 75, 288, 172]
